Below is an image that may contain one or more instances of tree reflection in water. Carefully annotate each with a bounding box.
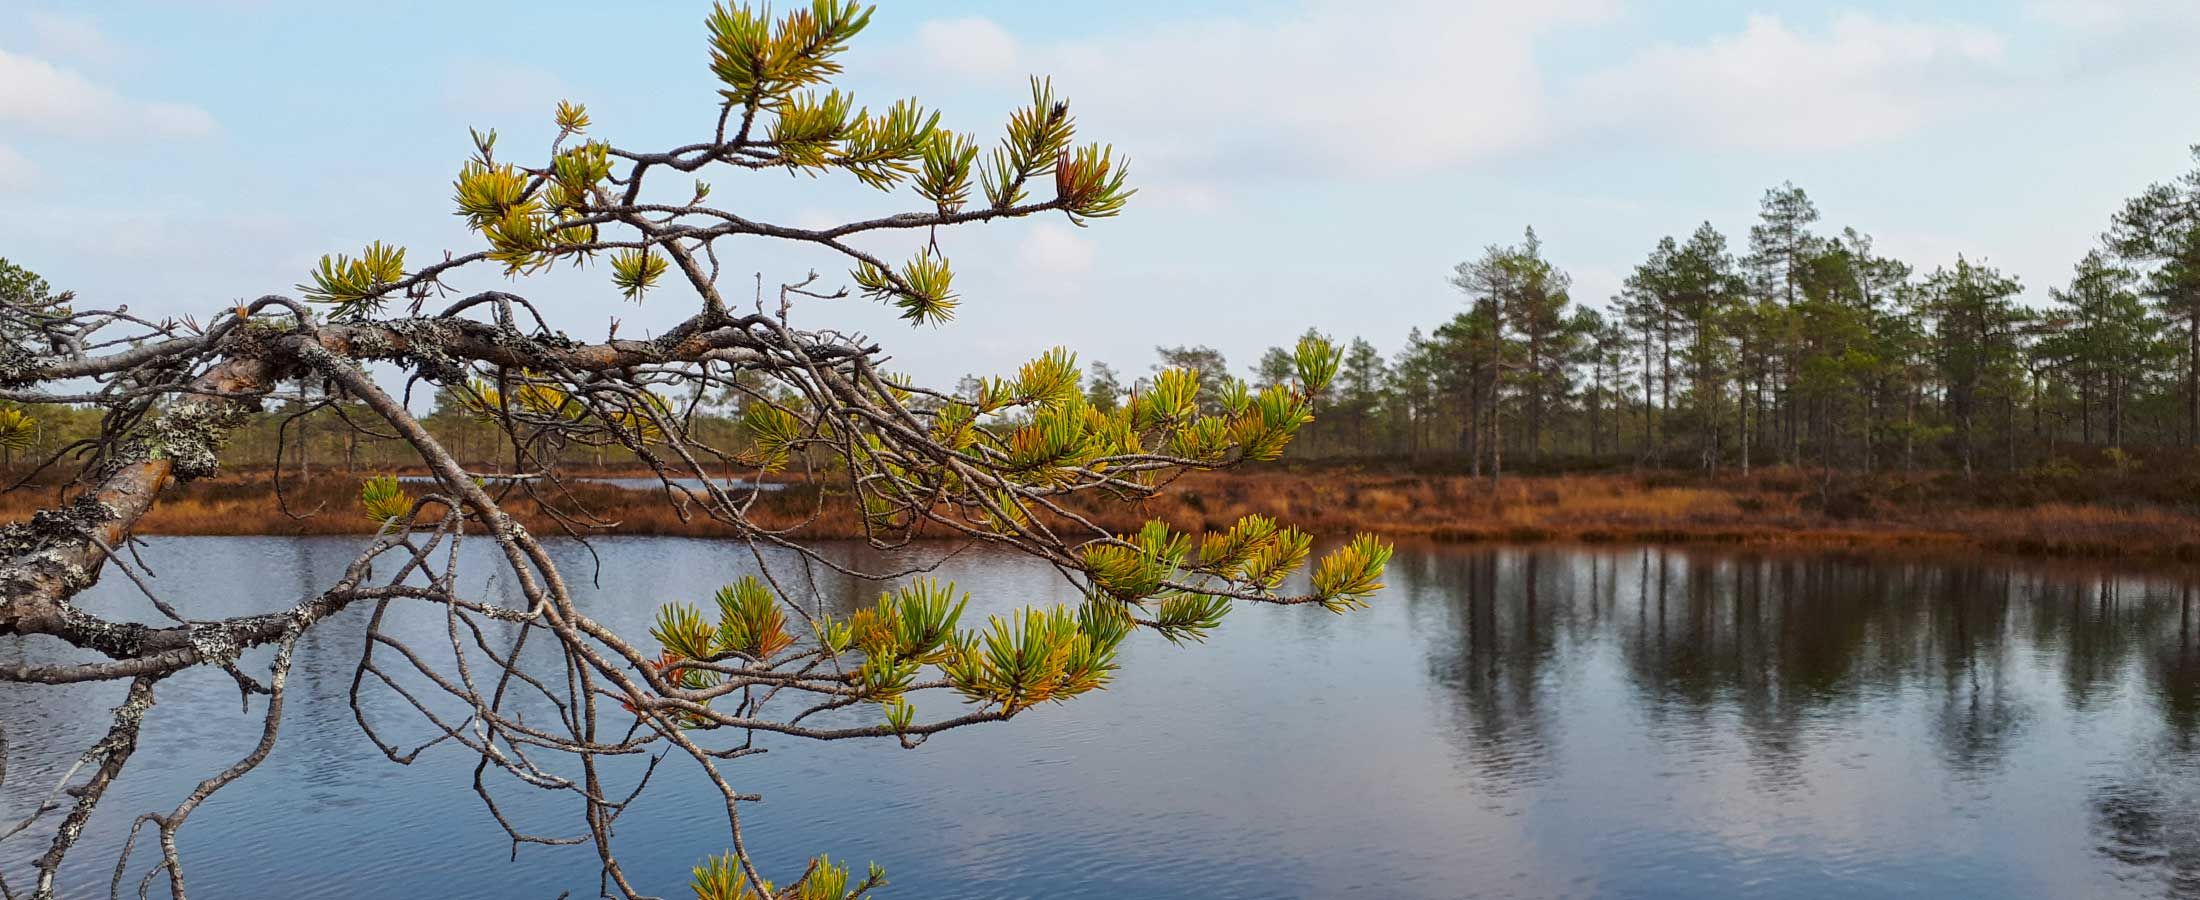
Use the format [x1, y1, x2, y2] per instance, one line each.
[8, 539, 2197, 897]
[1411, 545, 2199, 892]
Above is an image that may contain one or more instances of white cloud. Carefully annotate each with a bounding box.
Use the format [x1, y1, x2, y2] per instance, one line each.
[2022, 0, 2200, 79]
[0, 204, 309, 316]
[1569, 264, 1625, 311]
[791, 208, 847, 231]
[1136, 181, 1223, 214]
[0, 206, 297, 264]
[0, 145, 35, 192]
[26, 11, 123, 66]
[910, 0, 1615, 180]
[1017, 223, 1095, 279]
[0, 49, 215, 138]
[2025, 0, 2200, 32]
[1572, 13, 2006, 153]
[915, 17, 1020, 80]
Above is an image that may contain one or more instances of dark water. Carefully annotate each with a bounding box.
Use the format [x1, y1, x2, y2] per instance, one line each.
[4, 538, 2198, 899]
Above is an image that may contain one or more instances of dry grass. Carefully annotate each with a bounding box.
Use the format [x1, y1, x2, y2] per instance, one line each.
[1944, 502, 2200, 559]
[1061, 467, 2200, 561]
[0, 471, 864, 541]
[8, 465, 2200, 562]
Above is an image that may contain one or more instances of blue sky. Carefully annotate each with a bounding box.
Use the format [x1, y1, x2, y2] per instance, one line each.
[3, 0, 2198, 386]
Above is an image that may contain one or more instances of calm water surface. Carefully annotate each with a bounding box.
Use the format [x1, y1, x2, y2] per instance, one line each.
[3, 538, 2197, 898]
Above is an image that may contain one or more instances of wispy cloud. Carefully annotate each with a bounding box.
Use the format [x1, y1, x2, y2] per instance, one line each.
[2023, 0, 2200, 78]
[1572, 13, 2007, 153]
[906, 0, 1618, 181]
[1016, 223, 1096, 280]
[906, 5, 2034, 173]
[2025, 0, 2200, 32]
[0, 144, 36, 192]
[0, 48, 216, 138]
[913, 17, 1020, 81]
[25, 10, 123, 66]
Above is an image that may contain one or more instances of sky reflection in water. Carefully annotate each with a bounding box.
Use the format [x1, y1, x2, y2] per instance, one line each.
[1, 538, 2195, 899]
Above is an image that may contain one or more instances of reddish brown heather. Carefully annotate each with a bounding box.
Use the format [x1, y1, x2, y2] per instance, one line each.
[9, 464, 2200, 562]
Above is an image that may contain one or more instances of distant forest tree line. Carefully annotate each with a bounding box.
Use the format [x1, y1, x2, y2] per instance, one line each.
[1086, 151, 2200, 481]
[6, 150, 2200, 484]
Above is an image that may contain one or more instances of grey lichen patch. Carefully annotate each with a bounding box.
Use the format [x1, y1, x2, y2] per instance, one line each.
[476, 319, 596, 377]
[0, 521, 39, 559]
[1, 494, 118, 563]
[532, 329, 580, 351]
[91, 686, 154, 755]
[185, 624, 243, 668]
[244, 314, 300, 334]
[346, 326, 397, 361]
[56, 605, 149, 658]
[487, 322, 576, 362]
[0, 341, 38, 387]
[287, 339, 342, 371]
[28, 494, 118, 539]
[478, 604, 534, 623]
[107, 399, 253, 482]
[381, 318, 468, 383]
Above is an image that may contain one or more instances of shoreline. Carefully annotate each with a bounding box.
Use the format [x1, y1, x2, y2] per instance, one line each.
[7, 466, 2199, 565]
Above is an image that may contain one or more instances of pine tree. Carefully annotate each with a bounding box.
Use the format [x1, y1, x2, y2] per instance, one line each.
[2043, 251, 2161, 450]
[1336, 337, 1389, 451]
[0, 8, 1397, 896]
[1084, 361, 1126, 412]
[1154, 345, 1233, 415]
[2105, 146, 2200, 446]
[1921, 258, 2028, 479]
[1445, 244, 1512, 476]
[1571, 307, 1631, 458]
[1391, 328, 1443, 457]
[1505, 228, 1578, 465]
[1623, 237, 1686, 465]
[1746, 182, 1821, 463]
[1671, 223, 1744, 472]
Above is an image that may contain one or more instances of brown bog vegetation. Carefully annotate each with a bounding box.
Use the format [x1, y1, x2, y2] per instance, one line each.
[1123, 466, 2200, 561]
[16, 461, 2200, 562]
